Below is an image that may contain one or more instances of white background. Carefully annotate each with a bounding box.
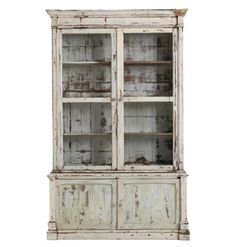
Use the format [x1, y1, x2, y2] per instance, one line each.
[0, 0, 236, 246]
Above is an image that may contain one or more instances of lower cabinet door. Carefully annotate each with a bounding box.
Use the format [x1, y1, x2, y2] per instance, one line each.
[56, 179, 116, 230]
[118, 178, 180, 230]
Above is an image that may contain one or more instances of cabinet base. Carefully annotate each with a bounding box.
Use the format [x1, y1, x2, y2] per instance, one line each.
[47, 229, 190, 240]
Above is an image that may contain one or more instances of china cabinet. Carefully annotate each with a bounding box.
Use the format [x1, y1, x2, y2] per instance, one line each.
[47, 9, 189, 240]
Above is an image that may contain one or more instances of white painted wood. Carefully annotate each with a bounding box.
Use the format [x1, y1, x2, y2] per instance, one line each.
[62, 97, 111, 103]
[52, 25, 58, 170]
[122, 165, 173, 171]
[172, 28, 178, 170]
[63, 165, 111, 171]
[111, 30, 117, 170]
[118, 178, 180, 230]
[46, 9, 187, 18]
[48, 171, 187, 179]
[55, 230, 180, 240]
[56, 17, 177, 28]
[62, 33, 112, 98]
[177, 17, 184, 170]
[47, 9, 189, 240]
[180, 175, 188, 229]
[57, 28, 63, 171]
[121, 28, 173, 33]
[56, 179, 116, 230]
[61, 28, 115, 34]
[117, 29, 124, 170]
[124, 96, 173, 102]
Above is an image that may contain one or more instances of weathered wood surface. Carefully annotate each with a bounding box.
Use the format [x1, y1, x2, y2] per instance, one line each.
[117, 29, 124, 170]
[57, 179, 116, 230]
[51, 176, 181, 231]
[55, 230, 180, 240]
[47, 9, 188, 18]
[124, 102, 172, 133]
[119, 178, 179, 229]
[124, 33, 172, 61]
[124, 102, 172, 165]
[124, 136, 172, 165]
[63, 103, 112, 166]
[48, 9, 189, 240]
[63, 103, 112, 134]
[56, 17, 177, 28]
[63, 34, 111, 62]
[62, 34, 111, 97]
[124, 33, 172, 97]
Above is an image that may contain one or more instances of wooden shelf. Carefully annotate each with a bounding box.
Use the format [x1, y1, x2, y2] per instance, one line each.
[64, 132, 112, 136]
[124, 60, 172, 65]
[62, 97, 111, 103]
[124, 162, 173, 166]
[63, 61, 111, 65]
[124, 132, 172, 136]
[124, 96, 173, 102]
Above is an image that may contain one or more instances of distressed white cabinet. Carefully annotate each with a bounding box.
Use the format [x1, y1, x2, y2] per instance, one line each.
[47, 9, 189, 240]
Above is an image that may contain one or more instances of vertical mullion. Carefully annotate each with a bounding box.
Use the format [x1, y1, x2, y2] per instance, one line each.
[55, 28, 63, 171]
[178, 17, 184, 170]
[52, 23, 57, 171]
[117, 178, 123, 229]
[117, 29, 124, 170]
[111, 30, 117, 170]
[173, 28, 178, 170]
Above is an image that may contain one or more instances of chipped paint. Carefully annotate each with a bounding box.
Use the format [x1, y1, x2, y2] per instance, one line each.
[47, 9, 189, 240]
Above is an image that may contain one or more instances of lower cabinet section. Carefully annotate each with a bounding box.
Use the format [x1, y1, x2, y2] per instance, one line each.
[48, 173, 189, 240]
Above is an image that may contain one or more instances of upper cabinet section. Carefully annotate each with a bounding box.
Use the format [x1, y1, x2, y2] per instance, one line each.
[46, 9, 187, 28]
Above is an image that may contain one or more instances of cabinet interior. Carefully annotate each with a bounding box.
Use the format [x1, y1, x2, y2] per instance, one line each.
[63, 103, 112, 166]
[62, 34, 112, 98]
[124, 102, 173, 165]
[124, 33, 172, 97]
[61, 32, 174, 168]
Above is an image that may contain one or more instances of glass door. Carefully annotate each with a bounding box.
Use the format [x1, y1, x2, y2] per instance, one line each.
[61, 29, 117, 170]
[117, 29, 176, 171]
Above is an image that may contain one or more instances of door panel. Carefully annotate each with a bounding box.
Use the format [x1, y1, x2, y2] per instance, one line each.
[56, 179, 116, 230]
[118, 178, 180, 229]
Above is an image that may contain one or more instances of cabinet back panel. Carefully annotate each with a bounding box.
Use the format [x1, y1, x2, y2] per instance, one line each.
[64, 135, 112, 166]
[63, 103, 112, 134]
[63, 103, 112, 166]
[63, 65, 111, 97]
[124, 135, 173, 165]
[124, 64, 172, 96]
[62, 34, 111, 62]
[124, 33, 172, 97]
[124, 102, 172, 133]
[124, 33, 172, 61]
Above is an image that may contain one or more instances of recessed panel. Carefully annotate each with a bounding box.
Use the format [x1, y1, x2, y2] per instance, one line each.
[119, 179, 179, 229]
[57, 180, 115, 230]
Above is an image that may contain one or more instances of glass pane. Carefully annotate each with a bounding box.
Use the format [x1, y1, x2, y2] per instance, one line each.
[124, 33, 172, 97]
[124, 102, 173, 166]
[64, 136, 112, 166]
[62, 34, 112, 97]
[63, 103, 112, 166]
